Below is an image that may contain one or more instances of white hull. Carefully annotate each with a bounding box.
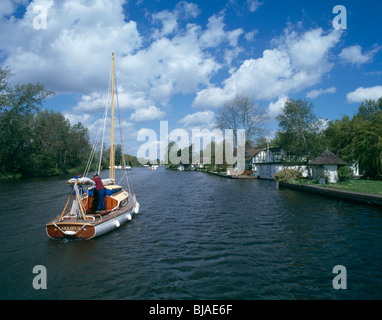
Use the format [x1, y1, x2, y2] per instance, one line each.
[93, 206, 135, 238]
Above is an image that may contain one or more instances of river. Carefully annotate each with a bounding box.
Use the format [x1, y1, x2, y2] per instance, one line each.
[0, 167, 381, 300]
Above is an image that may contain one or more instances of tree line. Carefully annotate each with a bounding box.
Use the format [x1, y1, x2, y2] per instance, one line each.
[215, 95, 382, 179]
[173, 95, 381, 179]
[273, 97, 382, 179]
[0, 67, 91, 179]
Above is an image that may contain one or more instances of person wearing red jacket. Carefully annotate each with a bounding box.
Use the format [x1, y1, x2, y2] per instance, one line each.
[92, 173, 106, 212]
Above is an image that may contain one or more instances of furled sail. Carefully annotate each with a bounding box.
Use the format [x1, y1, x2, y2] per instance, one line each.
[66, 177, 96, 186]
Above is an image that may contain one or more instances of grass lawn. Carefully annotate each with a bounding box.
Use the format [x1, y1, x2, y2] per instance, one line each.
[287, 179, 382, 196]
[322, 179, 382, 196]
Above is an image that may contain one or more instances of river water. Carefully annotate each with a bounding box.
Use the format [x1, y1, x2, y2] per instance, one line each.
[0, 167, 381, 300]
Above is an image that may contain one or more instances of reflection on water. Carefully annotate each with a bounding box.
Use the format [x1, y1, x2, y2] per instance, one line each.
[0, 168, 381, 299]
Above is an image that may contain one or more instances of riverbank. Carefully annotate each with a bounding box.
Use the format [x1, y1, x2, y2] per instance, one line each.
[279, 182, 382, 207]
[196, 169, 258, 179]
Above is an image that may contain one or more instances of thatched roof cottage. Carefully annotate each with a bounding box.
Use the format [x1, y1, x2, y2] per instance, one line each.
[309, 149, 348, 183]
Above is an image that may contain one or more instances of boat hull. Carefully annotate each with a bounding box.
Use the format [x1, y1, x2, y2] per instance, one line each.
[46, 192, 138, 240]
[46, 222, 96, 240]
[93, 206, 134, 238]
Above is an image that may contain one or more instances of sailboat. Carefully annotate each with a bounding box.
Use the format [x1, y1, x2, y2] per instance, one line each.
[46, 53, 139, 240]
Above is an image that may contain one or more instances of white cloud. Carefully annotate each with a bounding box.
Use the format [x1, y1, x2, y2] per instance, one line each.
[120, 26, 220, 104]
[0, 0, 142, 94]
[86, 117, 137, 147]
[178, 110, 215, 129]
[130, 105, 166, 122]
[339, 45, 380, 66]
[245, 29, 258, 41]
[72, 92, 108, 113]
[152, 10, 178, 39]
[346, 86, 382, 103]
[193, 86, 235, 109]
[176, 1, 200, 18]
[199, 12, 227, 48]
[268, 96, 289, 117]
[0, 0, 233, 129]
[283, 28, 340, 72]
[151, 1, 200, 39]
[0, 1, 253, 117]
[227, 28, 244, 47]
[63, 112, 93, 126]
[306, 87, 337, 99]
[193, 28, 342, 108]
[247, 0, 262, 12]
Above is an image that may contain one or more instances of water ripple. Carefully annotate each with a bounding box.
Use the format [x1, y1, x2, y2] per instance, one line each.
[0, 168, 381, 299]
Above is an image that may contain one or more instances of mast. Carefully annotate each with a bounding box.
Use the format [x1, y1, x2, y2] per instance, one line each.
[110, 53, 115, 181]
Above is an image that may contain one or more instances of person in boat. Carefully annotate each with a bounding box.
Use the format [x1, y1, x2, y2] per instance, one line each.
[71, 171, 82, 196]
[92, 173, 106, 213]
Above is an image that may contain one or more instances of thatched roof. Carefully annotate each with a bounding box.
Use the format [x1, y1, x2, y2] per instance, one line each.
[245, 143, 267, 160]
[309, 149, 348, 165]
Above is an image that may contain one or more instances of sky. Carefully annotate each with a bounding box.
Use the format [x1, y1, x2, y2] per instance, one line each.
[0, 0, 381, 159]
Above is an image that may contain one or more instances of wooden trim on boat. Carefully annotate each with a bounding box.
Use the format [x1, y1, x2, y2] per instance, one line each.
[46, 190, 137, 240]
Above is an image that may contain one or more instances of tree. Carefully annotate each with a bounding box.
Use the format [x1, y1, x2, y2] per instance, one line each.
[125, 153, 142, 167]
[67, 122, 90, 169]
[0, 67, 93, 178]
[325, 98, 382, 178]
[353, 98, 382, 178]
[215, 95, 268, 145]
[276, 99, 327, 166]
[30, 110, 70, 175]
[114, 144, 123, 166]
[0, 67, 54, 175]
[29, 110, 91, 176]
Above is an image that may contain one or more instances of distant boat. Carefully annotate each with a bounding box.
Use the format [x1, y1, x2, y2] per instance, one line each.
[46, 53, 139, 240]
[114, 165, 131, 170]
[148, 165, 158, 170]
[178, 165, 184, 171]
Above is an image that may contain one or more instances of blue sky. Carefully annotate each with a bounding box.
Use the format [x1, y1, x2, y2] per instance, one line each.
[1, 0, 381, 158]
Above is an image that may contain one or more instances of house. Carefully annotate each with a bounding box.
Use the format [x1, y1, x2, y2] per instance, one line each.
[245, 143, 266, 170]
[246, 145, 352, 182]
[246, 144, 291, 179]
[309, 149, 348, 183]
[246, 144, 310, 179]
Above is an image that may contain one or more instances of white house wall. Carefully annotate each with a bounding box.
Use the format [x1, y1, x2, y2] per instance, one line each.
[254, 164, 309, 179]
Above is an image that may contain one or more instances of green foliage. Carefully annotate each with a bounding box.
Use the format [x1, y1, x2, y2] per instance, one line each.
[337, 166, 354, 181]
[0, 67, 91, 178]
[125, 153, 143, 167]
[274, 168, 302, 182]
[325, 97, 382, 179]
[114, 144, 123, 166]
[276, 99, 327, 165]
[104, 144, 142, 167]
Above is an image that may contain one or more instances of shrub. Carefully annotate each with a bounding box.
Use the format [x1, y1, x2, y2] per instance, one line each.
[274, 168, 302, 182]
[337, 166, 354, 181]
